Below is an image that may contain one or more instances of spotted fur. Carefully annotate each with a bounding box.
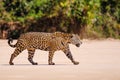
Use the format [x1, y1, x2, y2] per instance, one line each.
[8, 32, 82, 65]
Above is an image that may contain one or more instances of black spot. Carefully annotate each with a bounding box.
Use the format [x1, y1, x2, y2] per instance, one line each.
[45, 47, 49, 51]
[61, 41, 64, 46]
[66, 53, 72, 59]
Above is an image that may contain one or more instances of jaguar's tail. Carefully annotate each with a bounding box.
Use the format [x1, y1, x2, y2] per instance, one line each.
[8, 38, 16, 48]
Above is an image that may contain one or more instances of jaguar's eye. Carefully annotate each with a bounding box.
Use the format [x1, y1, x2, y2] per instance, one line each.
[70, 35, 73, 38]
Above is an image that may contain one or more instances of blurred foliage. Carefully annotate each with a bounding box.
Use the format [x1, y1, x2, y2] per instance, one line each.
[0, 0, 120, 39]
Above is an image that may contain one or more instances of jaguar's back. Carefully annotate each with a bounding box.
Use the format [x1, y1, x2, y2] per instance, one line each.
[17, 32, 53, 50]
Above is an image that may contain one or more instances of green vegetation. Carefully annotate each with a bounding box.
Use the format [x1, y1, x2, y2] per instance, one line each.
[0, 0, 120, 39]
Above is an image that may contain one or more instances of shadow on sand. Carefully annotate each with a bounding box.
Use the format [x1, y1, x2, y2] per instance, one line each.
[1, 64, 74, 66]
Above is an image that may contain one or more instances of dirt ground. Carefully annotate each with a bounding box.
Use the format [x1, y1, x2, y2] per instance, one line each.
[0, 39, 120, 80]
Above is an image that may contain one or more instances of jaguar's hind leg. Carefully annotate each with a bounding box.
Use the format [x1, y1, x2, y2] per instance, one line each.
[9, 47, 25, 65]
[28, 49, 38, 65]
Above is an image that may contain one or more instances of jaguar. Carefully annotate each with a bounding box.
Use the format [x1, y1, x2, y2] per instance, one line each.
[8, 32, 82, 65]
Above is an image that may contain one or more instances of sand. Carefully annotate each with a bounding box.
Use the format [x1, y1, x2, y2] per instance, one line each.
[0, 39, 120, 80]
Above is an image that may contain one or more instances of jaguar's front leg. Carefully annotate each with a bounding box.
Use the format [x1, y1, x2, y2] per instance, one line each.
[64, 49, 79, 65]
[48, 51, 55, 65]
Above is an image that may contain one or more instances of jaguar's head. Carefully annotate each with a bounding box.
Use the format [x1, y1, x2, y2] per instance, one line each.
[70, 34, 82, 47]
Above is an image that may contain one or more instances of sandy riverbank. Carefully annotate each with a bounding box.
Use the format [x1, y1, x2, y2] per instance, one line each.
[0, 39, 120, 80]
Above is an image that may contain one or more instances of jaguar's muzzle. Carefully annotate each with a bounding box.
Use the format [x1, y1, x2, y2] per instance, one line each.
[76, 43, 80, 47]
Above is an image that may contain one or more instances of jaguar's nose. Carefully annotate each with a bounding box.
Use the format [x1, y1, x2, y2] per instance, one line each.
[76, 43, 80, 47]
